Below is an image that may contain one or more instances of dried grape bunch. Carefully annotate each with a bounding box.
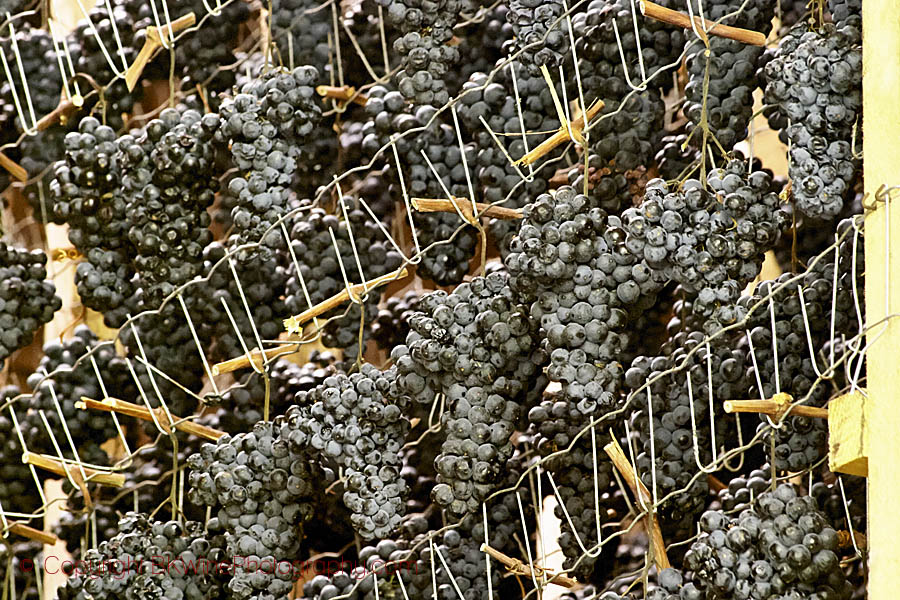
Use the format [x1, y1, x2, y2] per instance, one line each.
[763, 22, 862, 218]
[684, 484, 853, 600]
[57, 512, 229, 600]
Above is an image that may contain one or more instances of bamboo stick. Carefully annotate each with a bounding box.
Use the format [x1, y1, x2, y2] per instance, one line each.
[862, 0, 900, 593]
[516, 100, 605, 166]
[8, 522, 58, 545]
[76, 396, 224, 441]
[316, 85, 368, 106]
[22, 452, 125, 487]
[125, 13, 197, 91]
[480, 544, 578, 588]
[724, 393, 829, 420]
[639, 1, 767, 46]
[283, 267, 409, 334]
[410, 198, 523, 221]
[604, 438, 671, 570]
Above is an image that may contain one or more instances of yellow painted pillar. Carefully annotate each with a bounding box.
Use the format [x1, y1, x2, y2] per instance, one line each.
[862, 1, 900, 597]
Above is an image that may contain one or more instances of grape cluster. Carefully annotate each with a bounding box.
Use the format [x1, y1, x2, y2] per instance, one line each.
[219, 66, 322, 256]
[188, 417, 323, 600]
[70, 1, 141, 132]
[270, 0, 331, 76]
[22, 326, 134, 466]
[684, 484, 853, 599]
[58, 512, 229, 600]
[392, 271, 544, 515]
[626, 330, 749, 539]
[362, 84, 484, 284]
[763, 22, 862, 218]
[288, 364, 409, 539]
[456, 64, 564, 257]
[506, 0, 568, 74]
[50, 117, 135, 326]
[0, 243, 61, 365]
[683, 0, 775, 153]
[0, 386, 41, 515]
[283, 203, 403, 369]
[574, 0, 687, 174]
[201, 241, 291, 364]
[620, 161, 788, 333]
[119, 108, 220, 308]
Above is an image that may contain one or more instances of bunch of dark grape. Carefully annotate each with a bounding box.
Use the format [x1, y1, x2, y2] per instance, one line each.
[361, 84, 479, 285]
[620, 161, 789, 333]
[287, 364, 410, 539]
[69, 1, 141, 131]
[56, 502, 120, 561]
[120, 291, 213, 417]
[626, 329, 749, 540]
[283, 203, 403, 369]
[716, 463, 772, 514]
[20, 126, 72, 222]
[0, 386, 42, 515]
[218, 66, 322, 256]
[683, 0, 775, 153]
[0, 243, 61, 366]
[0, 23, 64, 137]
[811, 472, 865, 532]
[763, 22, 862, 218]
[447, 3, 512, 93]
[656, 134, 700, 181]
[58, 512, 229, 600]
[118, 107, 220, 308]
[201, 241, 291, 364]
[188, 418, 323, 600]
[509, 187, 665, 464]
[270, 0, 332, 76]
[456, 63, 564, 257]
[22, 325, 134, 466]
[573, 0, 687, 174]
[392, 271, 545, 515]
[738, 273, 833, 472]
[684, 484, 853, 599]
[506, 0, 568, 74]
[50, 116, 135, 326]
[379, 0, 477, 106]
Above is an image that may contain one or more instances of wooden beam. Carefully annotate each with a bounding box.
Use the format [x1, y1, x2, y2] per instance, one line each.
[22, 452, 125, 487]
[124, 13, 197, 91]
[516, 100, 605, 166]
[410, 198, 523, 221]
[828, 390, 868, 477]
[863, 0, 900, 593]
[8, 522, 58, 545]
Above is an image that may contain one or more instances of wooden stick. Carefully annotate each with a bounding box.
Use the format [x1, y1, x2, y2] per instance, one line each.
[724, 393, 829, 420]
[316, 85, 368, 106]
[8, 522, 58, 545]
[604, 438, 671, 570]
[639, 0, 767, 46]
[517, 100, 605, 166]
[77, 397, 224, 441]
[283, 267, 409, 334]
[0, 152, 27, 182]
[23, 452, 125, 487]
[481, 544, 578, 588]
[410, 198, 523, 221]
[125, 13, 197, 91]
